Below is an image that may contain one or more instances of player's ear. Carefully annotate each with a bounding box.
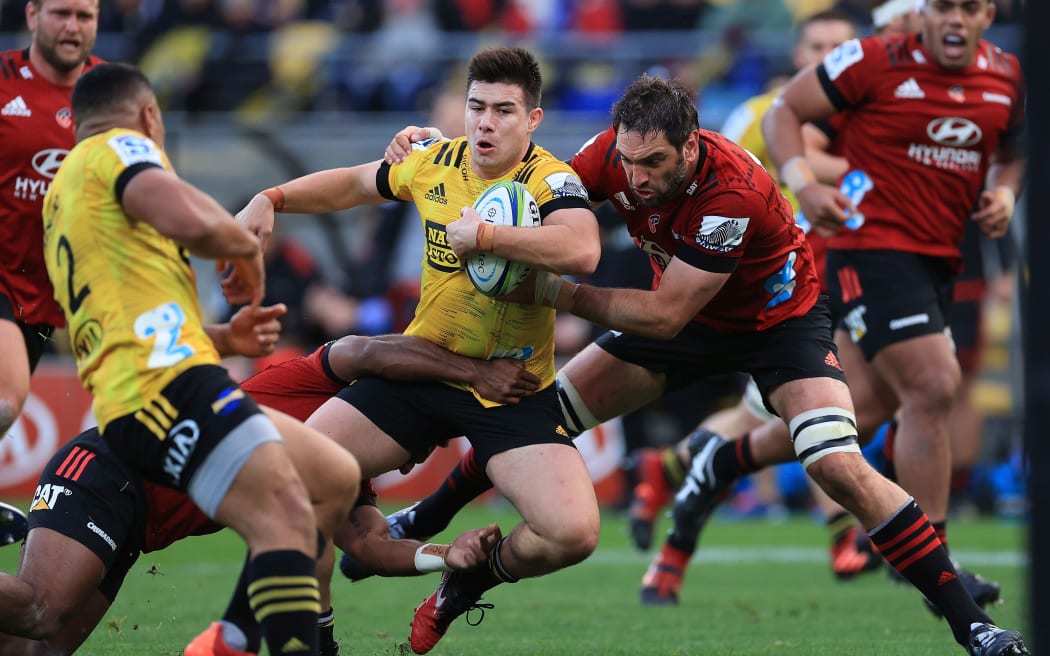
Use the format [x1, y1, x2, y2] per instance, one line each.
[683, 129, 700, 163]
[527, 107, 543, 133]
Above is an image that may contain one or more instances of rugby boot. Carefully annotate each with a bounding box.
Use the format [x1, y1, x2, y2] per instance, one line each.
[0, 501, 27, 546]
[409, 570, 493, 654]
[639, 543, 690, 606]
[185, 622, 256, 656]
[338, 550, 375, 582]
[830, 525, 883, 580]
[966, 623, 1029, 656]
[628, 449, 672, 551]
[388, 501, 429, 541]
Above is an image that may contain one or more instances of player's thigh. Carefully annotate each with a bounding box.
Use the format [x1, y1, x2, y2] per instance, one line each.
[212, 438, 315, 547]
[486, 442, 599, 540]
[0, 318, 30, 407]
[16, 528, 108, 639]
[872, 331, 960, 403]
[306, 396, 412, 479]
[558, 341, 664, 421]
[768, 375, 855, 423]
[833, 329, 897, 437]
[262, 406, 360, 531]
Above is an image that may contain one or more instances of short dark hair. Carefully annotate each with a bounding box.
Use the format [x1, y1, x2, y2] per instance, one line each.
[72, 62, 153, 124]
[611, 75, 699, 151]
[466, 47, 543, 110]
[797, 8, 857, 37]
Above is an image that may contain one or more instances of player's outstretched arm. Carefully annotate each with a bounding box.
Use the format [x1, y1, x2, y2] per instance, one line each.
[336, 505, 500, 577]
[121, 167, 260, 262]
[238, 162, 386, 243]
[205, 303, 288, 358]
[328, 334, 540, 404]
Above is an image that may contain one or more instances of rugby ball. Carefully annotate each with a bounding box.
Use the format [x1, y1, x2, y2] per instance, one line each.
[465, 180, 540, 297]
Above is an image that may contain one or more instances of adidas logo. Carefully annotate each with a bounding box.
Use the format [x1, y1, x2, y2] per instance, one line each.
[2, 95, 31, 117]
[893, 77, 924, 99]
[938, 570, 958, 586]
[824, 350, 842, 371]
[425, 182, 447, 205]
[280, 636, 310, 652]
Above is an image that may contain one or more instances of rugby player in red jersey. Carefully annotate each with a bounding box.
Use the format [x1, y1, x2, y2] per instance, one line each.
[0, 326, 536, 656]
[386, 69, 1026, 654]
[0, 0, 101, 440]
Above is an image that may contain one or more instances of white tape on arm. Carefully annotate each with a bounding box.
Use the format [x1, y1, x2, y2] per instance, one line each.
[995, 186, 1016, 220]
[779, 156, 817, 196]
[414, 544, 452, 573]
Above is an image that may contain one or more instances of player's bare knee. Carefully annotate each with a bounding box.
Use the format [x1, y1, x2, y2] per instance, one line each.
[903, 367, 960, 414]
[318, 454, 361, 536]
[547, 513, 600, 566]
[267, 470, 316, 535]
[0, 393, 26, 436]
[804, 451, 869, 508]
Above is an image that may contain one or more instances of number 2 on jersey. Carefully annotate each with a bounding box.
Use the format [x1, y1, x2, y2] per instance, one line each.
[56, 236, 91, 314]
[134, 302, 195, 368]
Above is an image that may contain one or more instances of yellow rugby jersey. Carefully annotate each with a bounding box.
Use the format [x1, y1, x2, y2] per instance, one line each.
[377, 136, 591, 406]
[719, 87, 800, 212]
[42, 128, 219, 430]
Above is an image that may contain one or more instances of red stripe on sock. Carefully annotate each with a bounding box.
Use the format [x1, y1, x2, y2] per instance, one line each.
[882, 525, 937, 564]
[894, 537, 942, 570]
[873, 515, 927, 552]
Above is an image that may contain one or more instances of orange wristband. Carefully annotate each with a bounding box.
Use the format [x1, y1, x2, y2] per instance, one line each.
[261, 187, 285, 212]
[476, 223, 496, 252]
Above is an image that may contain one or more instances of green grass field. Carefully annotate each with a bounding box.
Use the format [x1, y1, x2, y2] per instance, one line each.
[1, 504, 1028, 655]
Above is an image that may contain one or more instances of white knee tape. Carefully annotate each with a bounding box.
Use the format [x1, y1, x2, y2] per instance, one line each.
[788, 407, 861, 468]
[555, 371, 601, 436]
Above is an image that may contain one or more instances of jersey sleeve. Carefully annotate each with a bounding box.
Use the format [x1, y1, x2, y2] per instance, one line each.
[674, 188, 767, 274]
[816, 36, 885, 111]
[569, 127, 616, 204]
[529, 162, 591, 220]
[102, 132, 167, 203]
[377, 140, 452, 202]
[1000, 59, 1026, 154]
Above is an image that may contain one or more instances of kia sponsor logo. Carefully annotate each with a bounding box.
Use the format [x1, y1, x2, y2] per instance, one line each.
[926, 117, 982, 148]
[31, 148, 68, 179]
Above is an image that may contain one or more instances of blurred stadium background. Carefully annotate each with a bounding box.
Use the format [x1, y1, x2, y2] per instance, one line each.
[0, 0, 1036, 652]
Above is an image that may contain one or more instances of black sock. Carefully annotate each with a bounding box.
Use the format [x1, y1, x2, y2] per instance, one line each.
[932, 519, 948, 553]
[869, 500, 990, 645]
[825, 510, 855, 542]
[459, 536, 519, 597]
[222, 552, 263, 653]
[412, 448, 493, 537]
[711, 432, 757, 483]
[248, 550, 320, 655]
[661, 446, 687, 488]
[318, 607, 336, 652]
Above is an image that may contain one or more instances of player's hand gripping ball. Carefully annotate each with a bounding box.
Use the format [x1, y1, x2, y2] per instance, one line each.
[465, 180, 541, 296]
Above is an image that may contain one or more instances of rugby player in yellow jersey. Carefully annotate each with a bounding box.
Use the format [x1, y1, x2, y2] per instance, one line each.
[235, 47, 601, 653]
[40, 62, 361, 656]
